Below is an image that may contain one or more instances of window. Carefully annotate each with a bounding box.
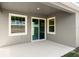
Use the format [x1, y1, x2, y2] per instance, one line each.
[47, 17, 56, 34]
[9, 13, 27, 36]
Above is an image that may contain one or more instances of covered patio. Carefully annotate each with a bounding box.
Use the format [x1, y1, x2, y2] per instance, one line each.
[0, 40, 74, 57]
[0, 2, 77, 57]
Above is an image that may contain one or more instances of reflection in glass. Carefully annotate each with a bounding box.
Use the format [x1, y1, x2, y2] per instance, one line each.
[49, 19, 54, 25]
[11, 16, 25, 25]
[49, 26, 54, 32]
[11, 16, 25, 33]
[39, 20, 45, 39]
[32, 19, 45, 40]
[11, 25, 25, 33]
[32, 19, 39, 40]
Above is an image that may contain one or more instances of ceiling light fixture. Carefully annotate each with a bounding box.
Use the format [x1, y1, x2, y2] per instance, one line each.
[37, 8, 40, 10]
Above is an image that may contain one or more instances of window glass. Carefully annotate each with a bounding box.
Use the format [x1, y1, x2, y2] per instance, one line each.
[47, 17, 56, 34]
[49, 19, 54, 25]
[9, 13, 27, 36]
[49, 26, 54, 32]
[11, 16, 25, 33]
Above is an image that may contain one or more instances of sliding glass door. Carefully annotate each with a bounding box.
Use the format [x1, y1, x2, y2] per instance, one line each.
[39, 19, 45, 39]
[31, 17, 46, 42]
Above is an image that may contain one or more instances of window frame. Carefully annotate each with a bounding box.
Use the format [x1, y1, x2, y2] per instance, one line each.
[9, 13, 27, 36]
[47, 17, 56, 34]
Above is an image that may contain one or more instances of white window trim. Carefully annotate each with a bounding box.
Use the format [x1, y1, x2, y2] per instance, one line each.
[9, 13, 27, 36]
[47, 17, 56, 34]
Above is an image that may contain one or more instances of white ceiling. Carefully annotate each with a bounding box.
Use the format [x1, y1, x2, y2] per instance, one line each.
[1, 2, 61, 16]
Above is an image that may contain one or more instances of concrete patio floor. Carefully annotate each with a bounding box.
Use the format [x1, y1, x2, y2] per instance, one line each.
[0, 40, 75, 57]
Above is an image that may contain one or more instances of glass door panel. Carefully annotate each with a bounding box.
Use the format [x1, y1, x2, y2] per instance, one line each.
[32, 19, 39, 40]
[39, 19, 45, 39]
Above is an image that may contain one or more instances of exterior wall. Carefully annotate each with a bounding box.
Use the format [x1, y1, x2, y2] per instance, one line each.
[47, 11, 76, 47]
[0, 9, 46, 47]
[0, 9, 77, 47]
[76, 12, 79, 47]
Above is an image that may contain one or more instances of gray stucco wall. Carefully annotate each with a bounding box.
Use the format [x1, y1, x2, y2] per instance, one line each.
[0, 9, 76, 47]
[0, 10, 46, 47]
[47, 12, 76, 47]
[76, 12, 79, 47]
